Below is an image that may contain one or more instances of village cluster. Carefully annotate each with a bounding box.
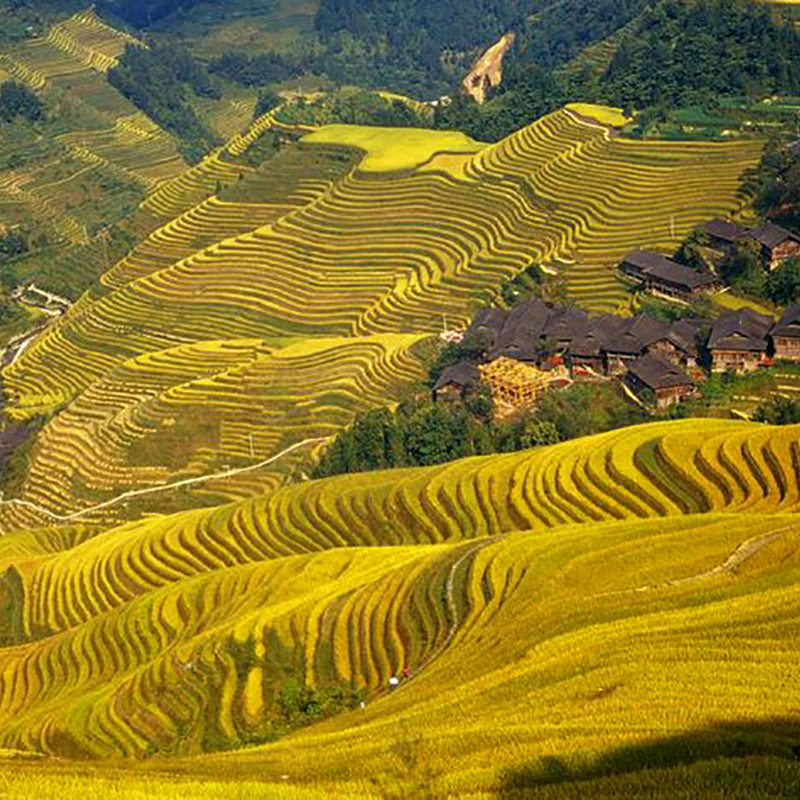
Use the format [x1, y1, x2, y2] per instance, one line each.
[435, 217, 800, 410]
[619, 217, 800, 303]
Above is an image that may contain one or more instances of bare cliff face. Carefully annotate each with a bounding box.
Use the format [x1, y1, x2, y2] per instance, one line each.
[462, 31, 516, 104]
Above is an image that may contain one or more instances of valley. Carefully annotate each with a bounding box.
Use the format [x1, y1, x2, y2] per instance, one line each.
[0, 0, 797, 797]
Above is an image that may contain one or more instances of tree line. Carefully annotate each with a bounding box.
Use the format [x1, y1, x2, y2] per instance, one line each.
[438, 0, 800, 141]
[312, 340, 647, 480]
[0, 81, 44, 123]
[96, 0, 199, 28]
[108, 42, 218, 163]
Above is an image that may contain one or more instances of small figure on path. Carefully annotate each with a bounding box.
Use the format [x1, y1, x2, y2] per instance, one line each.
[389, 675, 399, 690]
[402, 665, 411, 679]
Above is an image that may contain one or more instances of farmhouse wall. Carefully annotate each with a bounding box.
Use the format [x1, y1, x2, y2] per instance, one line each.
[773, 336, 800, 362]
[711, 349, 765, 373]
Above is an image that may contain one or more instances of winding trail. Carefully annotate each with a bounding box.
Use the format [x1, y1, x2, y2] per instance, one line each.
[1, 284, 72, 367]
[405, 535, 502, 684]
[0, 435, 332, 523]
[599, 522, 798, 597]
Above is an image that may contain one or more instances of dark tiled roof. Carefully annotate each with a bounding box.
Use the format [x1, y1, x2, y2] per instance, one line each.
[541, 306, 590, 343]
[628, 354, 694, 391]
[621, 249, 716, 291]
[569, 314, 624, 356]
[433, 362, 480, 392]
[621, 249, 675, 273]
[642, 260, 717, 290]
[605, 313, 670, 355]
[569, 336, 602, 357]
[463, 307, 508, 347]
[665, 319, 702, 356]
[708, 308, 773, 352]
[489, 297, 551, 360]
[772, 304, 800, 338]
[702, 218, 749, 244]
[749, 222, 798, 249]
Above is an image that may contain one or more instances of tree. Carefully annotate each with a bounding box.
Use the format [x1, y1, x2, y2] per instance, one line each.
[674, 230, 711, 271]
[108, 43, 217, 162]
[754, 395, 800, 425]
[0, 81, 44, 123]
[765, 257, 800, 305]
[601, 0, 800, 110]
[519, 419, 560, 448]
[718, 238, 765, 294]
[255, 90, 282, 119]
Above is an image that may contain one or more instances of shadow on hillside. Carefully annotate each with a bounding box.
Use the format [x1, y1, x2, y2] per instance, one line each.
[500, 718, 800, 795]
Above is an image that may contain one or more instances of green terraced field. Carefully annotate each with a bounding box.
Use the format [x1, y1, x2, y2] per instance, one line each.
[0, 11, 186, 188]
[0, 103, 763, 528]
[0, 419, 797, 797]
[5, 109, 762, 418]
[0, 10, 795, 800]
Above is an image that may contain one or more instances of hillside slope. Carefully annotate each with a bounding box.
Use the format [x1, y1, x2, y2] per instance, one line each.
[0, 107, 763, 527]
[0, 418, 798, 796]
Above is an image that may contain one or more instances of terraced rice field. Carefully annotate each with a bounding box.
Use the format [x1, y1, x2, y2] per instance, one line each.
[0, 101, 764, 531]
[140, 104, 311, 222]
[0, 334, 424, 529]
[302, 124, 485, 172]
[0, 419, 797, 797]
[192, 93, 258, 141]
[45, 9, 141, 74]
[0, 10, 186, 190]
[6, 108, 761, 406]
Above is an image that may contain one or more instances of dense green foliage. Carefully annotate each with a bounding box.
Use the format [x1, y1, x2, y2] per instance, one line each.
[313, 373, 647, 479]
[0, 230, 28, 326]
[603, 0, 800, 109]
[0, 230, 28, 263]
[753, 137, 800, 231]
[514, 0, 650, 70]
[764, 257, 800, 305]
[495, 263, 545, 307]
[253, 90, 281, 120]
[209, 51, 300, 87]
[97, 0, 199, 28]
[278, 90, 427, 128]
[754, 394, 800, 424]
[108, 43, 217, 162]
[434, 63, 565, 142]
[276, 680, 363, 727]
[312, 401, 496, 478]
[315, 0, 526, 94]
[0, 81, 44, 123]
[717, 238, 766, 296]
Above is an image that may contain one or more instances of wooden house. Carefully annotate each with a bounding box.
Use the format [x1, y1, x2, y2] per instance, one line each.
[602, 314, 670, 375]
[701, 218, 749, 253]
[646, 318, 702, 369]
[625, 354, 696, 408]
[433, 363, 480, 400]
[749, 223, 800, 269]
[771, 304, 800, 362]
[619, 249, 719, 301]
[708, 308, 773, 373]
